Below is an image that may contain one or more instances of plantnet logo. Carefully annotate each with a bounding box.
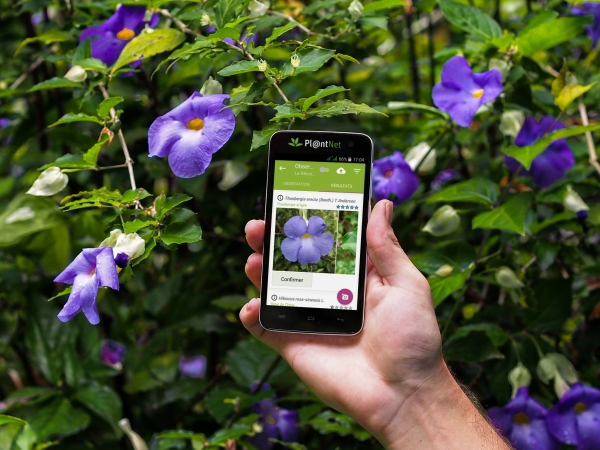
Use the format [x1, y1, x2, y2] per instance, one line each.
[288, 137, 303, 147]
[304, 139, 341, 149]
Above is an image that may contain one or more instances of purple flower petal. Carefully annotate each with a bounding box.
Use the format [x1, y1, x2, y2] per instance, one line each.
[281, 237, 302, 262]
[431, 169, 460, 190]
[572, 3, 600, 48]
[167, 133, 214, 178]
[283, 216, 307, 238]
[275, 408, 299, 442]
[440, 55, 478, 92]
[148, 117, 187, 158]
[372, 152, 419, 205]
[54, 248, 103, 284]
[432, 83, 481, 127]
[577, 403, 600, 450]
[179, 355, 207, 378]
[95, 247, 120, 290]
[310, 233, 334, 256]
[510, 418, 561, 450]
[57, 274, 100, 324]
[101, 340, 126, 365]
[473, 69, 503, 103]
[306, 216, 326, 235]
[297, 238, 323, 264]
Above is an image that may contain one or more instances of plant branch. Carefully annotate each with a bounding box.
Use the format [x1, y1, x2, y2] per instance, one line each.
[175, 364, 227, 426]
[578, 101, 600, 175]
[10, 57, 44, 90]
[97, 81, 137, 190]
[267, 10, 316, 36]
[158, 9, 199, 36]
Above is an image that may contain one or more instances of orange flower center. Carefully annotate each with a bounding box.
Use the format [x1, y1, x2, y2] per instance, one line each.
[574, 402, 587, 414]
[187, 118, 205, 131]
[265, 415, 276, 425]
[513, 412, 530, 425]
[116, 28, 136, 41]
[384, 170, 393, 178]
[472, 88, 484, 99]
[301, 233, 311, 239]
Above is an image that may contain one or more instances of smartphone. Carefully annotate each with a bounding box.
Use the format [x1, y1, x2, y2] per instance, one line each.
[259, 130, 373, 334]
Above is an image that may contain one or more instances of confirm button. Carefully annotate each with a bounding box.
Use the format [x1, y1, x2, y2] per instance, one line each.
[272, 271, 313, 287]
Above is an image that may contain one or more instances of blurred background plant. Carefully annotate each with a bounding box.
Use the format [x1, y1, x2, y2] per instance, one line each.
[0, 0, 598, 449]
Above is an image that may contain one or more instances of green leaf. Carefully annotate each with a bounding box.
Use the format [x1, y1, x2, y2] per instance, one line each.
[308, 99, 386, 118]
[271, 103, 304, 122]
[251, 123, 286, 151]
[28, 77, 82, 93]
[157, 193, 192, 220]
[280, 48, 336, 78]
[217, 60, 261, 76]
[429, 269, 472, 307]
[341, 231, 357, 255]
[121, 188, 152, 203]
[386, 101, 449, 119]
[515, 17, 590, 56]
[448, 323, 509, 347]
[555, 83, 596, 111]
[161, 223, 202, 245]
[410, 241, 475, 275]
[427, 179, 499, 206]
[472, 193, 532, 235]
[225, 339, 289, 387]
[530, 211, 576, 234]
[42, 134, 110, 170]
[266, 22, 298, 45]
[76, 57, 108, 72]
[15, 30, 72, 55]
[520, 10, 559, 34]
[214, 0, 243, 28]
[524, 279, 572, 333]
[124, 219, 156, 234]
[439, 0, 502, 41]
[229, 81, 272, 115]
[359, 15, 389, 30]
[0, 415, 27, 426]
[443, 331, 503, 362]
[131, 237, 155, 266]
[111, 28, 185, 74]
[210, 27, 241, 41]
[97, 97, 124, 119]
[363, 0, 405, 13]
[211, 295, 248, 310]
[48, 113, 103, 128]
[299, 85, 349, 111]
[502, 124, 600, 169]
[28, 398, 90, 440]
[47, 287, 72, 302]
[76, 383, 122, 433]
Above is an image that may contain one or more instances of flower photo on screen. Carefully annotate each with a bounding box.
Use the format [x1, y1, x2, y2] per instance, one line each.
[273, 208, 337, 273]
[335, 211, 358, 275]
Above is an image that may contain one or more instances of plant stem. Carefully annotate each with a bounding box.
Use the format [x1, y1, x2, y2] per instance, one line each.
[267, 10, 317, 36]
[97, 81, 137, 190]
[578, 101, 600, 175]
[415, 127, 449, 172]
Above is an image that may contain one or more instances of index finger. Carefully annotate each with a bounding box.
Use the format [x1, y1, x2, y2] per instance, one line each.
[245, 219, 265, 254]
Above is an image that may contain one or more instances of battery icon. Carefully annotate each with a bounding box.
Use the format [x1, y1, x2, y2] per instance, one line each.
[348, 157, 352, 162]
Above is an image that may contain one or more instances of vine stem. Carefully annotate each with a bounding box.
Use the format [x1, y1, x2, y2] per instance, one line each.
[267, 9, 316, 36]
[578, 101, 600, 175]
[10, 57, 44, 89]
[97, 81, 137, 190]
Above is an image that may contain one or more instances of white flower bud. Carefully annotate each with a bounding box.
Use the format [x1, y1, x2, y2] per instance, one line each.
[64, 65, 87, 82]
[5, 206, 35, 224]
[348, 0, 364, 20]
[257, 59, 268, 72]
[499, 110, 525, 138]
[248, 0, 270, 19]
[200, 76, 223, 96]
[434, 264, 453, 277]
[489, 58, 509, 81]
[100, 229, 146, 260]
[495, 266, 524, 289]
[290, 54, 301, 68]
[405, 142, 436, 174]
[508, 363, 531, 398]
[118, 419, 148, 450]
[422, 205, 460, 237]
[200, 14, 211, 26]
[27, 167, 69, 197]
[563, 186, 589, 214]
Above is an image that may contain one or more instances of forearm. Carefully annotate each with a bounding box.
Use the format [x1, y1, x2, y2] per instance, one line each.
[376, 362, 511, 450]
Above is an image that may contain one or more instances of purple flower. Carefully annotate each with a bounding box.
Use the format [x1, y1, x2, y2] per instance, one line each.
[488, 387, 561, 450]
[573, 3, 600, 48]
[546, 383, 600, 449]
[148, 92, 235, 178]
[54, 247, 119, 325]
[101, 340, 126, 366]
[281, 216, 334, 264]
[504, 117, 574, 188]
[0, 119, 11, 129]
[205, 25, 258, 47]
[372, 151, 419, 205]
[431, 169, 460, 191]
[432, 55, 503, 127]
[79, 5, 159, 68]
[249, 398, 299, 450]
[179, 355, 207, 378]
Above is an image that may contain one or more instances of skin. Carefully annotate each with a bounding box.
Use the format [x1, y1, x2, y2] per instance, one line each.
[241, 200, 511, 449]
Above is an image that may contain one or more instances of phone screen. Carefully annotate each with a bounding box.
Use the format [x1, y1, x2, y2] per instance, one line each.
[260, 131, 372, 334]
[266, 159, 366, 310]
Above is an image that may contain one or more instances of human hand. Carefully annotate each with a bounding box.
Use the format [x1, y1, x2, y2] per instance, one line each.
[241, 200, 508, 449]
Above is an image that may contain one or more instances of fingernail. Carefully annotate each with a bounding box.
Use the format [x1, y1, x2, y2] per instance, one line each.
[385, 201, 393, 224]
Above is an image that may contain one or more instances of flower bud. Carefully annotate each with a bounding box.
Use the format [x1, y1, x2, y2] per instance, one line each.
[64, 65, 87, 82]
[508, 363, 531, 398]
[200, 14, 211, 26]
[257, 59, 268, 72]
[405, 142, 436, 174]
[348, 0, 364, 20]
[290, 54, 301, 68]
[100, 230, 146, 260]
[489, 58, 509, 81]
[200, 76, 223, 96]
[499, 110, 525, 138]
[563, 186, 589, 219]
[118, 419, 148, 450]
[248, 0, 270, 19]
[495, 266, 524, 289]
[422, 205, 460, 237]
[435, 264, 453, 277]
[26, 167, 69, 197]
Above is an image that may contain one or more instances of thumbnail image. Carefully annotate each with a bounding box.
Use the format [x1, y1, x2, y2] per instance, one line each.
[335, 211, 358, 275]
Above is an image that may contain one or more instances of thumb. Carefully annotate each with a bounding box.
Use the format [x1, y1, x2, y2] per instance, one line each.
[367, 200, 414, 286]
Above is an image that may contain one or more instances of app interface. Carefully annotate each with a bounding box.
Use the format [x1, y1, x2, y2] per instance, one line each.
[266, 159, 366, 311]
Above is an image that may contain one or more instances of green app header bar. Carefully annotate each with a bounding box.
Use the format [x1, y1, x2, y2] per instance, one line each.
[274, 160, 365, 193]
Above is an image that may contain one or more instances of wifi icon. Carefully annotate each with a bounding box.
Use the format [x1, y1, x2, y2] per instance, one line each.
[326, 156, 332, 161]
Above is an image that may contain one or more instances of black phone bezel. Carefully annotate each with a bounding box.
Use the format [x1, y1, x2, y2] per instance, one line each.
[259, 130, 373, 334]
